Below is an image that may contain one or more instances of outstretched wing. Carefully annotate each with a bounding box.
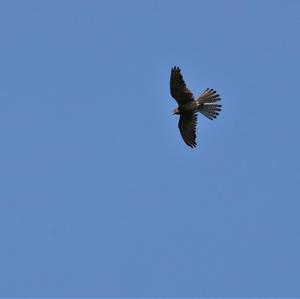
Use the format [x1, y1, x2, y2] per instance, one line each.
[170, 66, 194, 105]
[178, 112, 198, 148]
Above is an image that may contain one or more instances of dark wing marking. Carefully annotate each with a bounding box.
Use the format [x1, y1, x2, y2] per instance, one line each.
[170, 66, 194, 105]
[178, 112, 198, 148]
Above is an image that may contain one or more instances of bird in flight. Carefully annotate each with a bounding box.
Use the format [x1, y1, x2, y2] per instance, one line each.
[170, 66, 222, 148]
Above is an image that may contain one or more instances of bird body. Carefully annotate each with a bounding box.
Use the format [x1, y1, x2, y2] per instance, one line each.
[170, 66, 222, 148]
[174, 101, 199, 114]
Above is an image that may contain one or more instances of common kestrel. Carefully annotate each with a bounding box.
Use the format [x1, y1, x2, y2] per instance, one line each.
[170, 66, 222, 148]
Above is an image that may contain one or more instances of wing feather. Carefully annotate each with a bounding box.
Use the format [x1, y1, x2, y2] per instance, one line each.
[170, 66, 194, 105]
[178, 112, 198, 148]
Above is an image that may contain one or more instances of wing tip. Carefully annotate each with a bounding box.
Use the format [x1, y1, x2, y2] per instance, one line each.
[171, 66, 181, 73]
[187, 142, 197, 148]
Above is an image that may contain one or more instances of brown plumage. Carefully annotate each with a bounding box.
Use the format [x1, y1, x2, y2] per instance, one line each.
[170, 66, 222, 148]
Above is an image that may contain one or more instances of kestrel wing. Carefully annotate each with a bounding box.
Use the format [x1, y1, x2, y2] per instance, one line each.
[170, 66, 194, 105]
[178, 112, 198, 148]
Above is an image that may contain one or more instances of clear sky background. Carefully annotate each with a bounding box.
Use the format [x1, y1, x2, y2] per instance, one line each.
[0, 0, 300, 297]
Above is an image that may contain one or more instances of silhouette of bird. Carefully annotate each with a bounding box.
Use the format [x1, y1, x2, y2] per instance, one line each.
[170, 66, 222, 148]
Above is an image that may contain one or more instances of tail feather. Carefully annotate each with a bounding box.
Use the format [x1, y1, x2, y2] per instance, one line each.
[201, 111, 217, 120]
[197, 88, 221, 104]
[203, 105, 222, 111]
[197, 88, 222, 120]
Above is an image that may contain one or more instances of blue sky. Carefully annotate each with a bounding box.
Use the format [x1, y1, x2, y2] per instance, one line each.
[0, 0, 300, 297]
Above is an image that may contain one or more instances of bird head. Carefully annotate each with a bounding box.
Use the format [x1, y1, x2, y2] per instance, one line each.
[172, 107, 180, 115]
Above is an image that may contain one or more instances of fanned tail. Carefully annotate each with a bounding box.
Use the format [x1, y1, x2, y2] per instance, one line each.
[196, 88, 222, 120]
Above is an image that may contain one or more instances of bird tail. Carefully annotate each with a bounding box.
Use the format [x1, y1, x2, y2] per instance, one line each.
[196, 88, 222, 120]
